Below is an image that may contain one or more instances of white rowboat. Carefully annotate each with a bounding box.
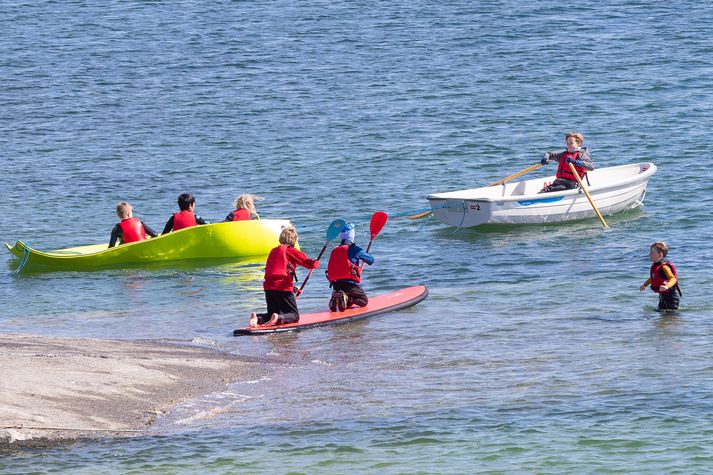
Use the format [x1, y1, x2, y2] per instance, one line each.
[427, 162, 656, 228]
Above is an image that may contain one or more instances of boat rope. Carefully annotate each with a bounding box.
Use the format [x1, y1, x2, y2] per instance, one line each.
[1, 424, 141, 433]
[297, 201, 467, 236]
[454, 201, 467, 232]
[416, 211, 433, 232]
[12, 243, 30, 275]
[393, 201, 468, 220]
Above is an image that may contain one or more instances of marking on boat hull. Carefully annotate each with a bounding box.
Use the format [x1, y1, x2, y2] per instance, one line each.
[516, 196, 564, 206]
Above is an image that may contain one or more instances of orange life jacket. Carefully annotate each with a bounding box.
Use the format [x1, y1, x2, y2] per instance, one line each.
[650, 260, 681, 295]
[232, 209, 251, 221]
[556, 151, 588, 182]
[327, 244, 361, 283]
[118, 217, 147, 244]
[263, 244, 297, 291]
[173, 210, 197, 231]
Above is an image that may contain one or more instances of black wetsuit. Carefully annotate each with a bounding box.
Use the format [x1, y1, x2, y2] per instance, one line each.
[161, 214, 208, 235]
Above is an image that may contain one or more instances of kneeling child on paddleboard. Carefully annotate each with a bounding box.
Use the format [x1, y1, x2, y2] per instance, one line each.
[326, 222, 374, 312]
[249, 225, 319, 327]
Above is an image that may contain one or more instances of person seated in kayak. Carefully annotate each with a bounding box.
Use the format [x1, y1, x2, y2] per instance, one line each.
[326, 222, 374, 312]
[161, 193, 208, 234]
[639, 241, 682, 311]
[223, 194, 261, 221]
[249, 225, 320, 327]
[109, 201, 158, 248]
[538, 131, 594, 193]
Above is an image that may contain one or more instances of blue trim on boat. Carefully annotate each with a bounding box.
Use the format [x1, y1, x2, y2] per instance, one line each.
[517, 196, 564, 206]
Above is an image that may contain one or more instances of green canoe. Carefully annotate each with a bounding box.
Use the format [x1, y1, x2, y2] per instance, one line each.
[6, 219, 293, 272]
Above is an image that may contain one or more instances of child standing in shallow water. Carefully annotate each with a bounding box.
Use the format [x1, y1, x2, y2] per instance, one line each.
[640, 241, 682, 310]
[249, 225, 319, 327]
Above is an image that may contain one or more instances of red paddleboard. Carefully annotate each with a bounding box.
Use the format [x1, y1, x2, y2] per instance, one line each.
[233, 285, 428, 335]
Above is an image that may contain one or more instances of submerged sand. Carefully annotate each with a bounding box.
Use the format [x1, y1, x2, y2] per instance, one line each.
[0, 333, 262, 449]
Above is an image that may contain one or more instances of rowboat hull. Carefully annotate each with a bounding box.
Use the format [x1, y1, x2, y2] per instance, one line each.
[5, 219, 292, 271]
[427, 163, 656, 227]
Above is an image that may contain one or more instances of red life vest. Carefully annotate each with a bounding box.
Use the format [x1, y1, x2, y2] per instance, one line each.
[327, 244, 361, 283]
[556, 151, 588, 182]
[649, 260, 680, 294]
[118, 217, 147, 244]
[173, 210, 197, 231]
[232, 209, 251, 221]
[263, 244, 297, 291]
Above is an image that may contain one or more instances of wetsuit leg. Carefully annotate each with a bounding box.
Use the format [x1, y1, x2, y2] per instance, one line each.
[539, 178, 578, 194]
[275, 291, 300, 324]
[256, 290, 292, 324]
[658, 292, 679, 310]
[332, 281, 368, 308]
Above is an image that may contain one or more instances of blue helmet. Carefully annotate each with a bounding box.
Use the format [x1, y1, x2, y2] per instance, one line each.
[339, 222, 355, 243]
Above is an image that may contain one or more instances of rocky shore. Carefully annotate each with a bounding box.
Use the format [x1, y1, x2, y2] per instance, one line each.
[0, 334, 260, 449]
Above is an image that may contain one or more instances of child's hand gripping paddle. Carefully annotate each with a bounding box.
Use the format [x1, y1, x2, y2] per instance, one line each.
[360, 211, 388, 270]
[295, 218, 346, 298]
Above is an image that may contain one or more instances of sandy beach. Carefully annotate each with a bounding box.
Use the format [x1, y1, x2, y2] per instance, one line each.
[0, 333, 262, 449]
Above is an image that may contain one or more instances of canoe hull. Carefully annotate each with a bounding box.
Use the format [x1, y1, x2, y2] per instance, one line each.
[6, 219, 291, 271]
[427, 163, 656, 227]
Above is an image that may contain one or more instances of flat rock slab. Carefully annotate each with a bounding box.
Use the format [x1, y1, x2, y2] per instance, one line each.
[0, 333, 259, 449]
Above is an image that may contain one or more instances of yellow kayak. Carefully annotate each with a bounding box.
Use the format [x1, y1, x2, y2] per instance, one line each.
[6, 219, 294, 272]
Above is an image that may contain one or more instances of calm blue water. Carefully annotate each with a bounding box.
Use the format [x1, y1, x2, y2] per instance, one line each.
[3, 0, 713, 472]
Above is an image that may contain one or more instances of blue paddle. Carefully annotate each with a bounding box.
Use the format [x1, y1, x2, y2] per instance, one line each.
[295, 218, 346, 297]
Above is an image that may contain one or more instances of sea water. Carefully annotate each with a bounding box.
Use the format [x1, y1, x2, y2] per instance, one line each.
[2, 1, 713, 472]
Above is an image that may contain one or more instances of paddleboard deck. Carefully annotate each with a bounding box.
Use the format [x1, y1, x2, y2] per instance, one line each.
[233, 285, 428, 335]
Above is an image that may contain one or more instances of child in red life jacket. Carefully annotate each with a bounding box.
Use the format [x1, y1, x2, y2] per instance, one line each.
[161, 193, 208, 234]
[249, 225, 320, 327]
[223, 194, 262, 222]
[539, 131, 594, 193]
[109, 201, 158, 248]
[326, 222, 375, 312]
[639, 241, 682, 310]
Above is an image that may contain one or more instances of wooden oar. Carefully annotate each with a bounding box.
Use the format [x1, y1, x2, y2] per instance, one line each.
[295, 218, 346, 297]
[488, 162, 543, 187]
[568, 162, 609, 229]
[406, 209, 433, 220]
[360, 211, 388, 270]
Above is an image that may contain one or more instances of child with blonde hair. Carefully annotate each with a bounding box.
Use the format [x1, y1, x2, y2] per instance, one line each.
[109, 201, 158, 248]
[224, 194, 262, 221]
[539, 131, 594, 193]
[249, 225, 320, 327]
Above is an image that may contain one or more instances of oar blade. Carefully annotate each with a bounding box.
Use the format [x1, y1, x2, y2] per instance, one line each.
[326, 219, 346, 241]
[369, 211, 388, 239]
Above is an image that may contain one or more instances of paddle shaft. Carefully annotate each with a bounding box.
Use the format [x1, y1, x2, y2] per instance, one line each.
[295, 241, 329, 298]
[359, 240, 375, 271]
[488, 162, 543, 187]
[568, 162, 609, 229]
